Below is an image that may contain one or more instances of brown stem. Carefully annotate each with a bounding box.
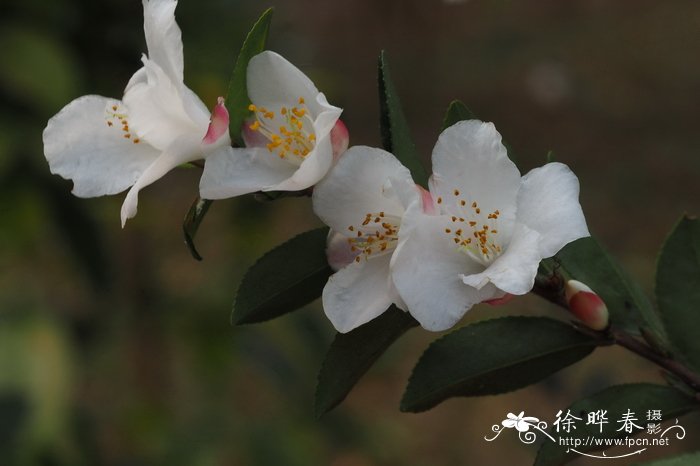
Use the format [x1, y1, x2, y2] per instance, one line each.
[611, 329, 700, 391]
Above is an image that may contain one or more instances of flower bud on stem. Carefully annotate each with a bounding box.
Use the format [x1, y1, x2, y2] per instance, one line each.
[564, 279, 609, 331]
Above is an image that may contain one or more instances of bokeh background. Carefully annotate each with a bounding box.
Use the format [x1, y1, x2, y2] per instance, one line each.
[2, 0, 700, 464]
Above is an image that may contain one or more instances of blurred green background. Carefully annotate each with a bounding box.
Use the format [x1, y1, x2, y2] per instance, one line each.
[1, 0, 700, 464]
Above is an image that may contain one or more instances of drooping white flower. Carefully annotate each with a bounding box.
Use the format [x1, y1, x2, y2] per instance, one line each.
[43, 0, 231, 227]
[391, 120, 589, 331]
[200, 51, 345, 199]
[312, 146, 420, 333]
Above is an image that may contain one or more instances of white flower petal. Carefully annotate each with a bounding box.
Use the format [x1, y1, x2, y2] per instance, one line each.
[142, 0, 183, 83]
[121, 133, 202, 226]
[430, 120, 520, 229]
[391, 205, 500, 331]
[265, 134, 334, 192]
[326, 230, 360, 271]
[43, 95, 160, 197]
[312, 145, 414, 233]
[322, 255, 394, 333]
[199, 146, 295, 199]
[247, 51, 338, 116]
[516, 162, 589, 258]
[123, 57, 208, 151]
[460, 223, 543, 295]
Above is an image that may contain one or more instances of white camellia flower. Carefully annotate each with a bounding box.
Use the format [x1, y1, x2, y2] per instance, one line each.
[200, 51, 346, 199]
[312, 146, 421, 333]
[43, 0, 231, 227]
[392, 120, 589, 331]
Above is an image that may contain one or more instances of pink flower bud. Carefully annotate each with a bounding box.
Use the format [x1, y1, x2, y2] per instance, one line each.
[565, 280, 609, 331]
[330, 119, 349, 161]
[202, 97, 229, 145]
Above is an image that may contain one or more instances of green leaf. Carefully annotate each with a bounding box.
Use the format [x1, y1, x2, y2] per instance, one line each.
[401, 316, 601, 413]
[315, 306, 418, 417]
[534, 384, 698, 466]
[378, 51, 428, 187]
[441, 100, 477, 131]
[555, 237, 666, 341]
[656, 215, 700, 371]
[182, 196, 213, 261]
[637, 451, 700, 466]
[232, 227, 332, 325]
[227, 8, 274, 146]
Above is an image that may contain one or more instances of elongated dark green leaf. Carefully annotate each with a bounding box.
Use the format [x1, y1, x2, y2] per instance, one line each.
[378, 51, 428, 187]
[182, 196, 213, 261]
[315, 306, 418, 417]
[227, 8, 274, 146]
[535, 384, 698, 466]
[441, 100, 477, 131]
[233, 227, 332, 325]
[555, 237, 666, 341]
[638, 452, 700, 466]
[401, 316, 602, 413]
[656, 215, 700, 371]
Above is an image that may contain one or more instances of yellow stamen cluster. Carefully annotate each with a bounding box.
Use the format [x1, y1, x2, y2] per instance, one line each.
[445, 191, 502, 262]
[105, 104, 140, 144]
[248, 97, 315, 161]
[346, 211, 399, 263]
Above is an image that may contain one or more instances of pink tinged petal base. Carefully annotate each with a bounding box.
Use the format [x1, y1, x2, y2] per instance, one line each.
[120, 134, 203, 227]
[418, 185, 438, 215]
[483, 293, 514, 306]
[322, 255, 394, 333]
[202, 97, 229, 145]
[43, 95, 160, 198]
[330, 119, 349, 161]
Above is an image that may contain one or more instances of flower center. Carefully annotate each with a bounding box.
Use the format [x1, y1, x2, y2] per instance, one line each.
[346, 211, 401, 263]
[105, 103, 141, 144]
[437, 190, 503, 266]
[248, 97, 316, 165]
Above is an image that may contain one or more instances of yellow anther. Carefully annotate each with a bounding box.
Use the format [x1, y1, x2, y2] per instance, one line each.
[298, 97, 305, 104]
[248, 104, 257, 112]
[249, 121, 261, 131]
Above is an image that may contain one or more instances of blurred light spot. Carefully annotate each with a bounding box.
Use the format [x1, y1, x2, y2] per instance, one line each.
[525, 62, 572, 107]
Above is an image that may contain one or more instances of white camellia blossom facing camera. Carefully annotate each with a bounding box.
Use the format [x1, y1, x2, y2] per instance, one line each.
[312, 146, 421, 333]
[391, 120, 590, 331]
[43, 0, 231, 227]
[200, 51, 348, 199]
